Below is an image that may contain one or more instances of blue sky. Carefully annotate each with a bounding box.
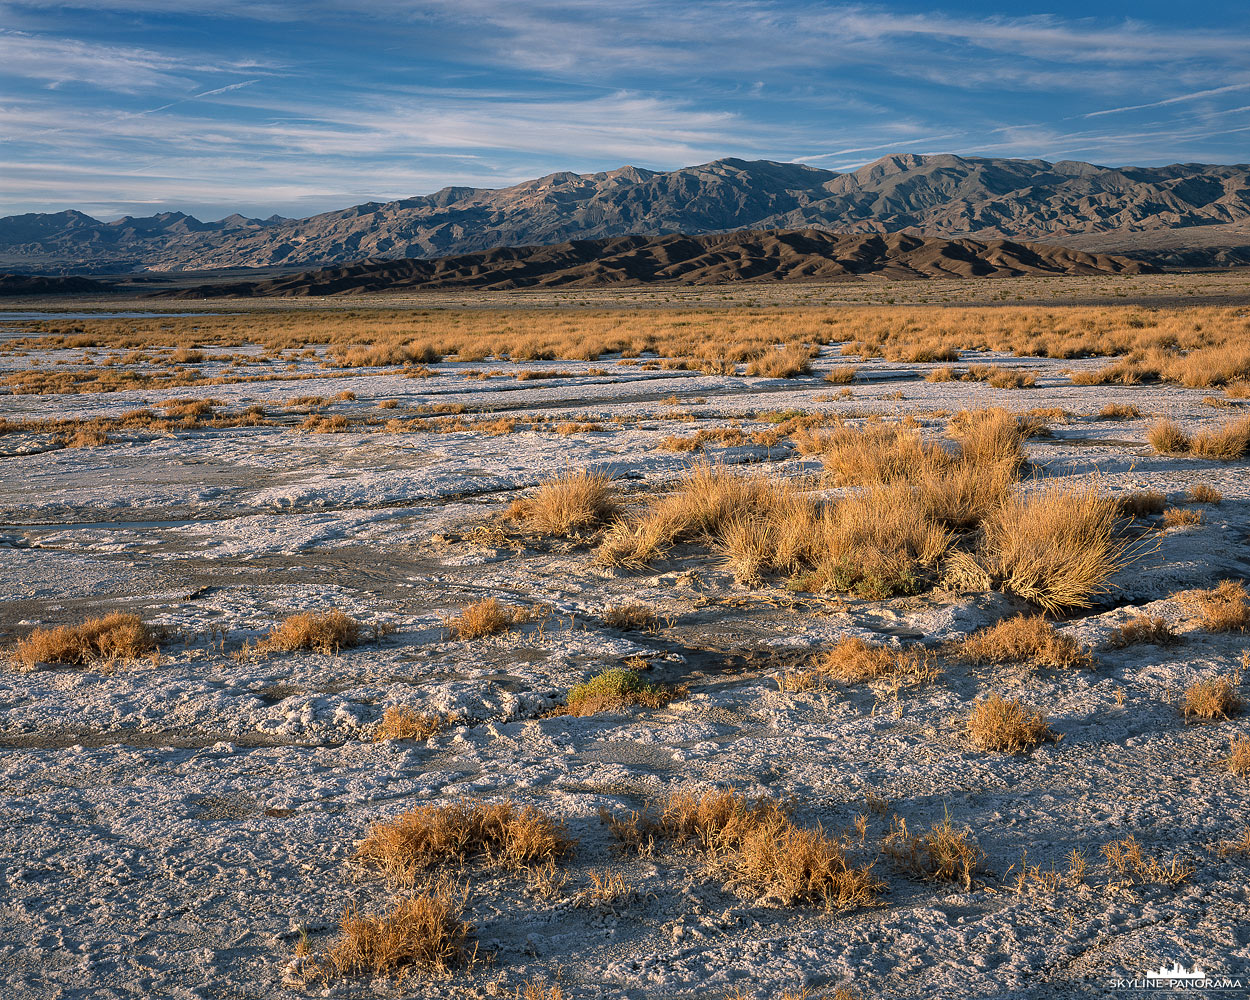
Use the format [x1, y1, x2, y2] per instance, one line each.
[2, 1, 1248, 221]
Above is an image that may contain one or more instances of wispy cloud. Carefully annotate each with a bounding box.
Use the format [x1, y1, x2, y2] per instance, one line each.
[1, 1, 1248, 218]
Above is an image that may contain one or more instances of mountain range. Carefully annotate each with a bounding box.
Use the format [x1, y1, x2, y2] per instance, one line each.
[155, 230, 1152, 297]
[3, 153, 1249, 274]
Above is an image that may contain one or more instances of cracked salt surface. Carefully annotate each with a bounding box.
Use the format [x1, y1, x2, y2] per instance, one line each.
[1, 343, 1248, 998]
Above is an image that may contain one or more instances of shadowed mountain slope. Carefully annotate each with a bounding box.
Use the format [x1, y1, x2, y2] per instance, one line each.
[157, 229, 1153, 297]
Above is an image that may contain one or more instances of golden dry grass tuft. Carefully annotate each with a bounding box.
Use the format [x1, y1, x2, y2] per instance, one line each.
[520, 977, 569, 1000]
[319, 885, 472, 982]
[967, 693, 1056, 752]
[1189, 416, 1250, 460]
[600, 602, 659, 632]
[824, 365, 857, 384]
[745, 345, 813, 378]
[563, 668, 675, 716]
[445, 598, 530, 641]
[1161, 507, 1203, 529]
[1189, 482, 1223, 504]
[1147, 420, 1191, 455]
[507, 468, 619, 536]
[1101, 835, 1194, 886]
[1227, 736, 1250, 777]
[356, 799, 574, 881]
[807, 637, 941, 688]
[10, 613, 157, 670]
[956, 615, 1092, 668]
[1106, 614, 1180, 649]
[1116, 490, 1165, 518]
[1185, 580, 1250, 632]
[1098, 403, 1141, 420]
[373, 707, 452, 742]
[1182, 675, 1242, 721]
[883, 814, 987, 889]
[982, 481, 1127, 613]
[257, 610, 361, 654]
[605, 789, 882, 910]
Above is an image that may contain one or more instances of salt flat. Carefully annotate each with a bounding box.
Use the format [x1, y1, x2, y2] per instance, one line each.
[1, 277, 1248, 999]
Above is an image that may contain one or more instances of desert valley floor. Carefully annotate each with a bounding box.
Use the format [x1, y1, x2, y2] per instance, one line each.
[1, 273, 1248, 999]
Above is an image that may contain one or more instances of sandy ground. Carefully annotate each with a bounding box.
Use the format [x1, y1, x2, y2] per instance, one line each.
[1, 298, 1248, 999]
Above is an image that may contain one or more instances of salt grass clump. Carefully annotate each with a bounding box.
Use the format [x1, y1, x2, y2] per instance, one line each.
[10, 613, 157, 671]
[319, 885, 472, 982]
[883, 814, 987, 890]
[1161, 507, 1203, 529]
[956, 615, 1092, 669]
[745, 345, 812, 378]
[983, 481, 1127, 613]
[1106, 615, 1180, 649]
[1183, 675, 1242, 721]
[967, 693, 1056, 752]
[1189, 416, 1250, 460]
[606, 789, 882, 910]
[1116, 490, 1165, 518]
[445, 598, 528, 640]
[1189, 483, 1223, 504]
[258, 610, 361, 654]
[1227, 736, 1250, 777]
[811, 637, 940, 687]
[374, 707, 449, 742]
[507, 468, 618, 536]
[356, 800, 574, 881]
[1185, 580, 1250, 632]
[1147, 420, 1191, 455]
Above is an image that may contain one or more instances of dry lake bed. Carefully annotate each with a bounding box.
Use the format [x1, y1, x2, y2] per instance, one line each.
[1, 274, 1248, 999]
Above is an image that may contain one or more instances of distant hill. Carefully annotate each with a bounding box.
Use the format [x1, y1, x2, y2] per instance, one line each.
[3, 153, 1247, 274]
[155, 229, 1153, 297]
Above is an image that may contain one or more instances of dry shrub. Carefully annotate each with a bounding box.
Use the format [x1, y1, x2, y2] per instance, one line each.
[357, 799, 574, 880]
[883, 814, 986, 889]
[1116, 490, 1165, 518]
[925, 365, 958, 382]
[1099, 403, 1141, 420]
[480, 417, 517, 436]
[65, 427, 108, 448]
[824, 365, 857, 384]
[1189, 483, 1223, 504]
[967, 693, 1056, 752]
[607, 789, 882, 910]
[956, 615, 1092, 668]
[1147, 420, 1191, 455]
[563, 668, 674, 716]
[983, 482, 1127, 613]
[1106, 615, 1179, 649]
[947, 407, 1030, 471]
[445, 598, 528, 640]
[1227, 736, 1250, 777]
[660, 433, 700, 452]
[1101, 835, 1194, 886]
[302, 413, 351, 433]
[1217, 827, 1250, 859]
[968, 364, 1036, 389]
[521, 977, 568, 1000]
[10, 613, 157, 670]
[601, 603, 658, 632]
[374, 707, 449, 742]
[508, 468, 618, 536]
[258, 610, 361, 654]
[1190, 416, 1250, 460]
[1183, 675, 1242, 721]
[320, 886, 472, 981]
[810, 637, 940, 688]
[1161, 507, 1203, 528]
[1185, 580, 1250, 632]
[745, 345, 813, 378]
[379, 399, 399, 409]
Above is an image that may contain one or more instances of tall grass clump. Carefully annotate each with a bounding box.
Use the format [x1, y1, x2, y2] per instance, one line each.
[10, 613, 157, 670]
[507, 468, 619, 536]
[983, 482, 1128, 613]
[257, 610, 361, 654]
